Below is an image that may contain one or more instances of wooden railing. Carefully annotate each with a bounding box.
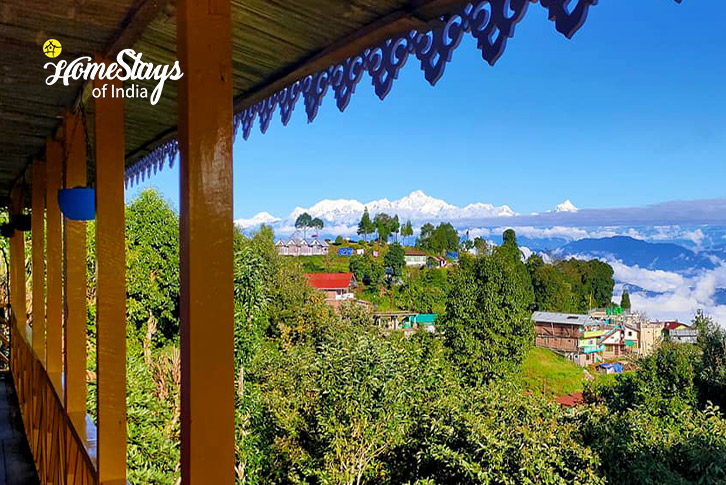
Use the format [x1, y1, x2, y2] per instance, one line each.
[8, 317, 99, 485]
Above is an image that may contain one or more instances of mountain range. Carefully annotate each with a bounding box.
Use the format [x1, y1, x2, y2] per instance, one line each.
[235, 190, 568, 232]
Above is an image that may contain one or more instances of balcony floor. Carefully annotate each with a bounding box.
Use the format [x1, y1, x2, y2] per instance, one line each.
[0, 373, 39, 484]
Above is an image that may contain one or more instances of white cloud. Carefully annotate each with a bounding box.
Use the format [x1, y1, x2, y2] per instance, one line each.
[587, 255, 726, 327]
[609, 261, 686, 293]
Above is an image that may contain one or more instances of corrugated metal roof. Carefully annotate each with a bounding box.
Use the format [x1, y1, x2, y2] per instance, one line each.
[531, 311, 599, 326]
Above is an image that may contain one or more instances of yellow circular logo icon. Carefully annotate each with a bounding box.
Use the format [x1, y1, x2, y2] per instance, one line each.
[43, 39, 62, 58]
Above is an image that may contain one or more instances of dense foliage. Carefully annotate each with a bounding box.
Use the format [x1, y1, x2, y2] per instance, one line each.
[527, 254, 615, 313]
[581, 319, 726, 484]
[78, 190, 725, 484]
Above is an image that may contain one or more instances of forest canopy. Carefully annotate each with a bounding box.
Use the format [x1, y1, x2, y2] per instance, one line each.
[79, 189, 725, 485]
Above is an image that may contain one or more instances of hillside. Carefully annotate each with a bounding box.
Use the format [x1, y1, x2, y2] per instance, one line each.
[520, 347, 618, 398]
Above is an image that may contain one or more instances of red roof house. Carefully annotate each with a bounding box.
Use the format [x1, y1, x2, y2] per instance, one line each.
[305, 272, 355, 290]
[664, 321, 686, 331]
[305, 273, 357, 308]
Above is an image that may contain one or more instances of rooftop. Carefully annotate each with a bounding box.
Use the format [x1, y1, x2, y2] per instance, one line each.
[532, 311, 600, 326]
[305, 272, 354, 290]
[404, 250, 427, 257]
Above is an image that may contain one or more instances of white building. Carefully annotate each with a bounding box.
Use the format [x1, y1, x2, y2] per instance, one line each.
[276, 238, 329, 256]
[404, 249, 427, 267]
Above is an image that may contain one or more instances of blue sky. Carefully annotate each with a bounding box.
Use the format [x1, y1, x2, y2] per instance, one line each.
[128, 0, 726, 220]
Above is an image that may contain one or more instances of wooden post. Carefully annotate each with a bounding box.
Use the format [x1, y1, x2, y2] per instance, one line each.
[9, 183, 26, 337]
[46, 138, 64, 387]
[94, 64, 127, 484]
[32, 159, 46, 363]
[177, 0, 235, 482]
[63, 112, 87, 417]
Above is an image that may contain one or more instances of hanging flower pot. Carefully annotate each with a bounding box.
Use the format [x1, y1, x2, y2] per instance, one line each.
[0, 223, 15, 238]
[11, 213, 31, 232]
[58, 187, 96, 221]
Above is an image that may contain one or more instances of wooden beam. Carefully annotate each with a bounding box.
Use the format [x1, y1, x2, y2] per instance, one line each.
[31, 159, 46, 363]
[127, 0, 471, 168]
[177, 0, 235, 482]
[9, 183, 26, 339]
[106, 0, 170, 58]
[233, 0, 471, 112]
[45, 138, 64, 388]
[63, 112, 88, 418]
[94, 60, 128, 484]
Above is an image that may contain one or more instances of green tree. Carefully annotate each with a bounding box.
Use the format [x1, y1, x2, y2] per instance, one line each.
[418, 223, 434, 246]
[620, 289, 631, 310]
[527, 254, 576, 312]
[295, 212, 313, 239]
[401, 220, 413, 246]
[350, 253, 384, 287]
[310, 217, 324, 235]
[557, 259, 614, 311]
[125, 189, 180, 344]
[502, 228, 517, 250]
[694, 310, 726, 409]
[357, 207, 373, 242]
[440, 254, 534, 384]
[390, 215, 400, 243]
[373, 213, 394, 245]
[419, 222, 459, 254]
[384, 242, 405, 277]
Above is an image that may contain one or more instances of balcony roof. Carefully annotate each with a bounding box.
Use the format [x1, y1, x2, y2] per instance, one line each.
[0, 0, 473, 203]
[0, 0, 683, 203]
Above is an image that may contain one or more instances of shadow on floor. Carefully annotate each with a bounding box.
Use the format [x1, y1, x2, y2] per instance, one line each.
[0, 372, 39, 485]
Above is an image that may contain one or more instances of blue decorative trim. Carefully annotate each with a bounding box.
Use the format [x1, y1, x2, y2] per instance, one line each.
[125, 0, 611, 185]
[125, 139, 177, 188]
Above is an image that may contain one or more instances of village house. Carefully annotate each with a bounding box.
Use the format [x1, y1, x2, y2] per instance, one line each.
[663, 322, 699, 344]
[532, 311, 605, 365]
[534, 310, 648, 365]
[404, 249, 428, 267]
[638, 321, 664, 355]
[305, 272, 358, 309]
[373, 312, 437, 336]
[276, 238, 329, 256]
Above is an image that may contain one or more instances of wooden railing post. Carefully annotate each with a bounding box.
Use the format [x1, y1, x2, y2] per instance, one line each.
[63, 112, 88, 419]
[177, 0, 235, 482]
[94, 60, 128, 484]
[32, 159, 47, 364]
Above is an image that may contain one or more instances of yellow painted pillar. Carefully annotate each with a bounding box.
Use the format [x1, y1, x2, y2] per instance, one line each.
[46, 138, 64, 385]
[9, 183, 26, 337]
[177, 0, 235, 482]
[32, 159, 46, 363]
[63, 112, 87, 416]
[94, 66, 127, 484]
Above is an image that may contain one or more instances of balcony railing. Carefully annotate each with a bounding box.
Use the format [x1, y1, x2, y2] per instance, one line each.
[8, 317, 98, 485]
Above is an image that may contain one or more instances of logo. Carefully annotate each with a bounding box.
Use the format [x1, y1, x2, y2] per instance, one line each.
[43, 39, 62, 58]
[44, 48, 183, 105]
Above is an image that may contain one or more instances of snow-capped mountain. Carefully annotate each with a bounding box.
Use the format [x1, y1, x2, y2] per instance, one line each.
[555, 200, 578, 213]
[235, 212, 281, 229]
[279, 190, 516, 229]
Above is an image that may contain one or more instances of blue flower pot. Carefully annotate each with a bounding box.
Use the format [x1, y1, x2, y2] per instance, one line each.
[58, 188, 96, 221]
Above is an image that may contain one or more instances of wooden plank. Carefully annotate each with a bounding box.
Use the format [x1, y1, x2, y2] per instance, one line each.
[44, 138, 63, 387]
[94, 61, 128, 484]
[31, 160, 46, 364]
[62, 112, 87, 417]
[177, 0, 235, 482]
